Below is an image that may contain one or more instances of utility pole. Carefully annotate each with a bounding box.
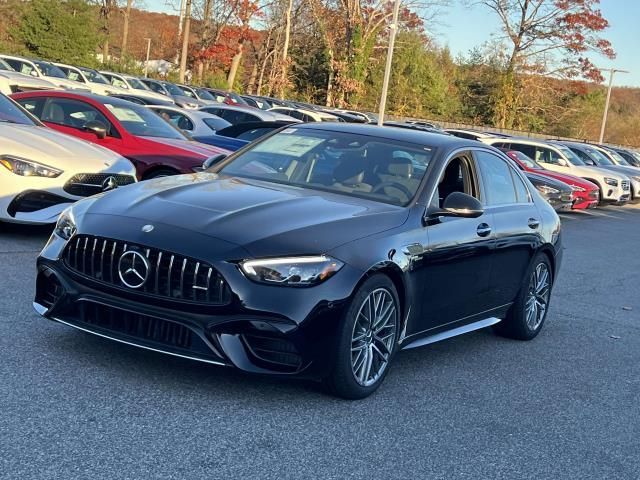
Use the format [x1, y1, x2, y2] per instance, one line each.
[178, 0, 192, 83]
[598, 68, 629, 144]
[377, 0, 401, 126]
[178, 0, 186, 37]
[144, 38, 151, 77]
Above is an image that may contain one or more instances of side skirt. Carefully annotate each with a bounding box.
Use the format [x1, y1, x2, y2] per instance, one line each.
[400, 317, 501, 350]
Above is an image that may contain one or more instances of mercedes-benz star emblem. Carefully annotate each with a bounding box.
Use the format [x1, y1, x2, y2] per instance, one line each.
[118, 250, 150, 289]
[101, 176, 118, 192]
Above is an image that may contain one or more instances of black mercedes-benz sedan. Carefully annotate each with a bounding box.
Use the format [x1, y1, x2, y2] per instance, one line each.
[34, 123, 563, 399]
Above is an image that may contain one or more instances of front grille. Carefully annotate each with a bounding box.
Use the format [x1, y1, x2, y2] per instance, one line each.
[63, 173, 136, 197]
[621, 180, 630, 192]
[63, 235, 231, 305]
[79, 301, 193, 349]
[561, 193, 573, 203]
[7, 190, 73, 217]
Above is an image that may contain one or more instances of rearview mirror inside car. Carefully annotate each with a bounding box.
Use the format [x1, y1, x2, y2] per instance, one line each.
[83, 120, 108, 139]
[202, 153, 228, 171]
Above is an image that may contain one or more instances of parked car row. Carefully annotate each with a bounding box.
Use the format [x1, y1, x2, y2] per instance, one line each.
[443, 128, 640, 211]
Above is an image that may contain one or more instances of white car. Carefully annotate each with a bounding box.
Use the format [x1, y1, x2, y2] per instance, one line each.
[146, 105, 231, 135]
[99, 71, 171, 104]
[0, 58, 60, 95]
[0, 94, 136, 224]
[53, 63, 128, 96]
[268, 106, 338, 122]
[0, 55, 91, 92]
[482, 137, 631, 204]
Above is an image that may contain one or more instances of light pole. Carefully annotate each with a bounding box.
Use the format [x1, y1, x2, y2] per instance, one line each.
[377, 0, 401, 126]
[598, 68, 629, 144]
[143, 38, 151, 77]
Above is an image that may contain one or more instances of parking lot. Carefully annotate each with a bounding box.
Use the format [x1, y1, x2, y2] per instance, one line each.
[1, 205, 640, 480]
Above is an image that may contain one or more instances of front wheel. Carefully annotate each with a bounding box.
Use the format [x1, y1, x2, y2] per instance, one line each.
[324, 275, 400, 399]
[494, 253, 553, 340]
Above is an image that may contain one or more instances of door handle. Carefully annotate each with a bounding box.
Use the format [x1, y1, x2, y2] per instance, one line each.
[476, 223, 492, 237]
[528, 218, 540, 229]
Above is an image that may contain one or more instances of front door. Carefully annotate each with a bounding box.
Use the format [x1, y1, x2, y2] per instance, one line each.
[411, 153, 495, 335]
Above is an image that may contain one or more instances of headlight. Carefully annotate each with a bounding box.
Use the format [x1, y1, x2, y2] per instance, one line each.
[54, 209, 77, 240]
[604, 177, 618, 187]
[240, 255, 344, 287]
[0, 155, 63, 177]
[536, 185, 559, 195]
[570, 185, 586, 192]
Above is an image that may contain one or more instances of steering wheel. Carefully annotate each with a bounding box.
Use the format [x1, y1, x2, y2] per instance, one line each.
[371, 182, 413, 202]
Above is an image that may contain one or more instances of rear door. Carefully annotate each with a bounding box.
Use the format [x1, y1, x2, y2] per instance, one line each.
[474, 149, 541, 308]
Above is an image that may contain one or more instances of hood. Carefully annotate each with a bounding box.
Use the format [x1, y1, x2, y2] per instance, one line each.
[599, 165, 639, 179]
[140, 136, 230, 159]
[0, 71, 59, 90]
[46, 76, 91, 92]
[131, 89, 172, 103]
[0, 123, 127, 171]
[84, 174, 409, 257]
[172, 95, 206, 108]
[535, 169, 597, 189]
[526, 172, 571, 191]
[570, 164, 627, 181]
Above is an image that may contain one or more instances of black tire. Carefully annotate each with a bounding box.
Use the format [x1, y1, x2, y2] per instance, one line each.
[143, 168, 179, 180]
[494, 253, 553, 340]
[324, 274, 400, 400]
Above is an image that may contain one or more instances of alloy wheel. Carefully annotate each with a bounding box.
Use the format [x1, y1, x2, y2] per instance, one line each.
[525, 263, 551, 331]
[350, 288, 398, 387]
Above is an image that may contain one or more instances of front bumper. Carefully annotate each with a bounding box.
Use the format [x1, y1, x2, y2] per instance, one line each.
[33, 237, 362, 378]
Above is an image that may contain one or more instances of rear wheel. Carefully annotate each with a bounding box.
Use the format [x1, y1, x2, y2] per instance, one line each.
[494, 253, 553, 340]
[324, 275, 400, 399]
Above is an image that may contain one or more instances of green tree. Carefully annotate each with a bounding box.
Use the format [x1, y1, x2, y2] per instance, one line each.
[16, 0, 102, 66]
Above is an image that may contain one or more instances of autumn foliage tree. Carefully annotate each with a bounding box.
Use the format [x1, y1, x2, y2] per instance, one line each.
[479, 0, 616, 128]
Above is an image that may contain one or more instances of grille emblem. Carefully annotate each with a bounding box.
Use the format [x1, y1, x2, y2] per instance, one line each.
[118, 251, 150, 289]
[101, 176, 118, 192]
[142, 224, 154, 233]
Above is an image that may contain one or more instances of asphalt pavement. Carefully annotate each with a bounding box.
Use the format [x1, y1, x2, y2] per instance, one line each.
[1, 206, 639, 480]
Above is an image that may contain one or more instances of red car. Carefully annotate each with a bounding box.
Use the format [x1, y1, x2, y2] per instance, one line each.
[502, 150, 599, 210]
[11, 91, 229, 179]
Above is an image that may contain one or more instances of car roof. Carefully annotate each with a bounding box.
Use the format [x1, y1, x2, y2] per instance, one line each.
[294, 122, 480, 149]
[12, 90, 141, 109]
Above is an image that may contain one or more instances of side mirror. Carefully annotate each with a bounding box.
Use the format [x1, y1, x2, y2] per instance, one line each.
[30, 70, 38, 77]
[202, 153, 227, 170]
[83, 120, 108, 139]
[557, 158, 568, 167]
[427, 192, 484, 221]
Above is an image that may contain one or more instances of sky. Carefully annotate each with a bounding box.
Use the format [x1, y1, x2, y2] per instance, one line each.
[145, 0, 639, 87]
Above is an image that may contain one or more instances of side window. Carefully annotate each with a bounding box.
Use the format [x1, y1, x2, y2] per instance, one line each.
[10, 60, 33, 76]
[41, 98, 111, 132]
[434, 155, 479, 208]
[147, 82, 162, 93]
[160, 111, 193, 131]
[511, 170, 531, 203]
[222, 110, 258, 124]
[68, 70, 85, 82]
[15, 98, 45, 117]
[475, 150, 519, 205]
[511, 144, 536, 160]
[491, 142, 510, 149]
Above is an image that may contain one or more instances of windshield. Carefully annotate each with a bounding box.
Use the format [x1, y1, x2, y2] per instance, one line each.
[607, 149, 628, 165]
[125, 76, 149, 90]
[104, 102, 186, 139]
[203, 117, 231, 132]
[81, 68, 109, 85]
[163, 82, 184, 96]
[195, 88, 216, 101]
[585, 147, 613, 165]
[511, 151, 542, 170]
[0, 94, 37, 126]
[219, 128, 435, 206]
[0, 59, 13, 71]
[34, 61, 66, 78]
[556, 145, 585, 166]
